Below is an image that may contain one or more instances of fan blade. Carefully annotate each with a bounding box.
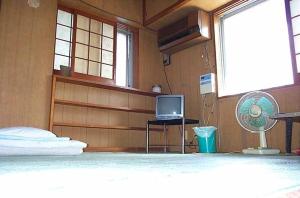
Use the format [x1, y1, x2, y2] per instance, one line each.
[248, 116, 266, 128]
[256, 97, 274, 115]
[239, 98, 256, 115]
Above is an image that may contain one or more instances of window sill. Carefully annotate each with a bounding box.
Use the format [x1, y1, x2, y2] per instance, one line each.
[217, 82, 300, 99]
[53, 73, 161, 97]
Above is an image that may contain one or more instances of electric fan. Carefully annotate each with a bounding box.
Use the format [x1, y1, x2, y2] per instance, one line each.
[235, 91, 280, 154]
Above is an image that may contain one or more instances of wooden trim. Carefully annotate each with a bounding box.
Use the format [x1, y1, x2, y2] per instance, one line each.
[285, 0, 300, 84]
[54, 75, 162, 97]
[72, 71, 115, 85]
[49, 76, 57, 131]
[133, 29, 139, 88]
[113, 23, 117, 83]
[84, 146, 168, 152]
[143, 0, 192, 26]
[218, 83, 300, 99]
[116, 23, 139, 88]
[214, 0, 300, 99]
[212, 0, 248, 15]
[57, 5, 117, 84]
[70, 12, 77, 77]
[58, 4, 116, 25]
[143, 0, 146, 26]
[53, 122, 164, 132]
[55, 99, 155, 114]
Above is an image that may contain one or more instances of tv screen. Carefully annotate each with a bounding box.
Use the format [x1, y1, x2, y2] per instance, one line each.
[156, 95, 184, 120]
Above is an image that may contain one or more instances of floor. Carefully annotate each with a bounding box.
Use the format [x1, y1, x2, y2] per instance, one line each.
[0, 153, 300, 198]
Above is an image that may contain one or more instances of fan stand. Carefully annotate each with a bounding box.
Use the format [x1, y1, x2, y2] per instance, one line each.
[242, 130, 280, 155]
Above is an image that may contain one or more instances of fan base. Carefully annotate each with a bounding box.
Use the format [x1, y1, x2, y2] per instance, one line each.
[242, 148, 280, 155]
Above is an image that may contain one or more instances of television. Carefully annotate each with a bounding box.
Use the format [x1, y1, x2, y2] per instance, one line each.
[156, 95, 184, 120]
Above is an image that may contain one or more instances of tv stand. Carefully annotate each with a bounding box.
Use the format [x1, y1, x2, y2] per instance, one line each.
[146, 118, 199, 154]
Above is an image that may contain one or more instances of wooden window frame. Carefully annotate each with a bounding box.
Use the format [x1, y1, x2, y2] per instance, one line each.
[285, 0, 300, 84]
[213, 0, 300, 98]
[117, 23, 139, 88]
[54, 5, 139, 88]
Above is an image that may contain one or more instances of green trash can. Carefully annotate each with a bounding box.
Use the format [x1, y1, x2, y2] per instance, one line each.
[193, 126, 217, 153]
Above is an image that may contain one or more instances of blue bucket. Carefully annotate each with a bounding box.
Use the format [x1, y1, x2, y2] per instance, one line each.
[193, 126, 217, 153]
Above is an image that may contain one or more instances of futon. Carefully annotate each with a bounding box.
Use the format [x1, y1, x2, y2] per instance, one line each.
[0, 127, 87, 155]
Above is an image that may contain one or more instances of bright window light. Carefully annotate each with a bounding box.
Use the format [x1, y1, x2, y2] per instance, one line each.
[116, 32, 127, 86]
[218, 0, 293, 97]
[116, 29, 133, 87]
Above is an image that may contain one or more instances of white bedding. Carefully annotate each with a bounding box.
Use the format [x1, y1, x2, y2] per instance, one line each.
[0, 139, 87, 148]
[0, 146, 83, 156]
[0, 127, 87, 156]
[0, 127, 56, 138]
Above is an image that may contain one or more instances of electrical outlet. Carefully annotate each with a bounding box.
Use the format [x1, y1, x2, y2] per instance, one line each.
[185, 130, 188, 140]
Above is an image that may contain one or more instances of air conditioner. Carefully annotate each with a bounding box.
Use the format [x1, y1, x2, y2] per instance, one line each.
[158, 10, 210, 54]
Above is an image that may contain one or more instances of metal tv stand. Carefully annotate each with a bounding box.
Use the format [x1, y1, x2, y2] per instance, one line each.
[146, 118, 199, 154]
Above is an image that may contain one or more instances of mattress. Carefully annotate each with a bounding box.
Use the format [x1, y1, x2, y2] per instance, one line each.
[0, 146, 83, 155]
[0, 127, 87, 156]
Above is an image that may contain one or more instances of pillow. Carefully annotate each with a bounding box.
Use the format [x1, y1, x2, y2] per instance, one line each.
[0, 127, 56, 138]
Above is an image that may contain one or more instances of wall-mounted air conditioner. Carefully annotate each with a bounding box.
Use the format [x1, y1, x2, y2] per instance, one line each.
[158, 10, 210, 54]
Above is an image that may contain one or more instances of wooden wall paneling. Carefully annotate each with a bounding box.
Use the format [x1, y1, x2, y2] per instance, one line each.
[72, 84, 89, 102]
[128, 93, 146, 109]
[87, 87, 110, 105]
[52, 126, 63, 137]
[53, 104, 64, 123]
[60, 126, 87, 142]
[55, 82, 65, 100]
[86, 128, 109, 147]
[86, 108, 109, 125]
[108, 90, 129, 107]
[109, 110, 129, 127]
[0, 0, 56, 129]
[218, 96, 245, 152]
[139, 29, 167, 92]
[128, 112, 154, 128]
[128, 130, 145, 147]
[145, 96, 156, 110]
[109, 129, 129, 147]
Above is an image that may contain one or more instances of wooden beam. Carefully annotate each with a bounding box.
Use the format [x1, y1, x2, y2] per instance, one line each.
[143, 0, 192, 26]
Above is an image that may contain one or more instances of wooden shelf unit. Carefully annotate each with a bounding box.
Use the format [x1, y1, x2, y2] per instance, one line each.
[49, 75, 164, 152]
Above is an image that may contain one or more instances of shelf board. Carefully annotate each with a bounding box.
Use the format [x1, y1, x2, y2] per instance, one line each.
[53, 122, 164, 132]
[55, 99, 155, 114]
[54, 75, 162, 97]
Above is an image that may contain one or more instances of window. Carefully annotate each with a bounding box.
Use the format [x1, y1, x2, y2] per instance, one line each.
[215, 0, 294, 97]
[54, 10, 73, 70]
[290, 0, 300, 72]
[53, 7, 138, 87]
[116, 28, 133, 87]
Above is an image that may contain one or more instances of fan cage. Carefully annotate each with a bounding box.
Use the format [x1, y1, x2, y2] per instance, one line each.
[235, 91, 279, 133]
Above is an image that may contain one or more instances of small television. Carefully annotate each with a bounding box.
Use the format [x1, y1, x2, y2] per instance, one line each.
[156, 95, 184, 120]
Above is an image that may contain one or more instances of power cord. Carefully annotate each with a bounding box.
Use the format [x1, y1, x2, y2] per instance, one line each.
[163, 65, 172, 94]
